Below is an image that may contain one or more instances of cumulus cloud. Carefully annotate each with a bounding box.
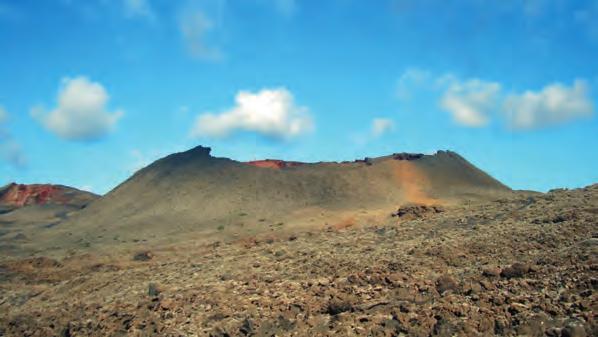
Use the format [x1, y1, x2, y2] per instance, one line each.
[123, 0, 155, 19]
[179, 7, 222, 60]
[440, 78, 501, 127]
[31, 77, 123, 141]
[190, 88, 313, 140]
[371, 118, 395, 137]
[412, 69, 594, 129]
[0, 106, 27, 168]
[503, 80, 594, 129]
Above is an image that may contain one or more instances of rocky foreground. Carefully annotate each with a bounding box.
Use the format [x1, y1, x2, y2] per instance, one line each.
[0, 185, 597, 336]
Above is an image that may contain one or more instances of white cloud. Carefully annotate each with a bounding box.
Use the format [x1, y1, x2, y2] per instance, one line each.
[31, 76, 123, 141]
[397, 67, 595, 130]
[440, 78, 501, 127]
[179, 8, 222, 60]
[190, 88, 313, 140]
[503, 80, 594, 129]
[123, 0, 155, 20]
[371, 118, 395, 137]
[0, 106, 27, 168]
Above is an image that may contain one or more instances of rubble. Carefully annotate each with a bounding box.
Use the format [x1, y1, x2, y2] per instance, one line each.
[0, 185, 596, 336]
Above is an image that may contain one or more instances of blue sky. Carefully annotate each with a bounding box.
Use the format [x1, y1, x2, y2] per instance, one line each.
[0, 0, 597, 194]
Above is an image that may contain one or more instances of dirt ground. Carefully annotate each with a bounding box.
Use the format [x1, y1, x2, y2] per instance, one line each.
[0, 185, 596, 336]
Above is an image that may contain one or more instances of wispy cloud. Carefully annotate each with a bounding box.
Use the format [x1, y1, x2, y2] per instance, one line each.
[178, 3, 224, 61]
[190, 88, 313, 140]
[0, 106, 27, 169]
[371, 118, 395, 137]
[274, 0, 297, 17]
[396, 68, 432, 101]
[123, 0, 155, 20]
[31, 76, 124, 141]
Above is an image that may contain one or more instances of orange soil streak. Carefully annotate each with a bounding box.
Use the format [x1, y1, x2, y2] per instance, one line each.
[392, 161, 441, 206]
[332, 216, 356, 230]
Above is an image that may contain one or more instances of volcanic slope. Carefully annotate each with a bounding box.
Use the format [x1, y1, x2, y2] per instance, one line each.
[32, 145, 511, 255]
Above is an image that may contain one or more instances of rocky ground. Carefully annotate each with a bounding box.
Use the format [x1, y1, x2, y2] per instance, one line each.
[0, 185, 596, 336]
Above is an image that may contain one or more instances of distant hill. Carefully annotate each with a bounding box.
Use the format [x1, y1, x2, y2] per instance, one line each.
[0, 183, 99, 255]
[0, 183, 98, 213]
[18, 145, 511, 255]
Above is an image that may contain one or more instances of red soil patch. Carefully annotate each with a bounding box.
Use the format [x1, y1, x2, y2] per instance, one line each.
[0, 183, 69, 207]
[245, 160, 305, 169]
[332, 216, 356, 230]
[392, 161, 441, 206]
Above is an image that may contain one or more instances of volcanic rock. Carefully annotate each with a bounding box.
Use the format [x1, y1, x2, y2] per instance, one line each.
[436, 275, 459, 293]
[392, 204, 445, 219]
[393, 153, 424, 161]
[500, 262, 531, 278]
[133, 251, 153, 261]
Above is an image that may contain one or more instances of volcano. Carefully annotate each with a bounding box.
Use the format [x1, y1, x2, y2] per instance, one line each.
[27, 145, 512, 254]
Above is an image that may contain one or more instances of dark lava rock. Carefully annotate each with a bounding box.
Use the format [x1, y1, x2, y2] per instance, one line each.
[13, 233, 28, 241]
[562, 320, 587, 337]
[392, 205, 445, 219]
[239, 318, 254, 336]
[325, 299, 353, 315]
[354, 157, 373, 166]
[433, 315, 457, 337]
[148, 282, 161, 297]
[436, 275, 459, 293]
[500, 262, 530, 278]
[133, 251, 153, 261]
[393, 153, 424, 161]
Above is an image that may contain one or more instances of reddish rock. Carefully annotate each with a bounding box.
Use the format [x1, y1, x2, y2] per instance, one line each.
[0, 183, 63, 207]
[0, 183, 97, 208]
[245, 160, 305, 169]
